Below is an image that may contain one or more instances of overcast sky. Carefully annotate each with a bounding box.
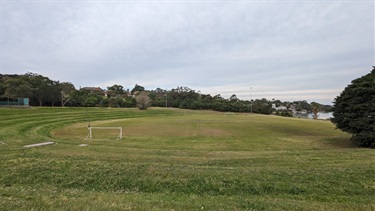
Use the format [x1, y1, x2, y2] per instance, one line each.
[1, 0, 374, 104]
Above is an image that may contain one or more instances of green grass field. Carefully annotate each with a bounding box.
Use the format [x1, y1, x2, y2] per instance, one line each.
[0, 107, 374, 210]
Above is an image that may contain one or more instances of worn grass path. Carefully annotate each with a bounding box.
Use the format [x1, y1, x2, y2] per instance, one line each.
[0, 107, 374, 210]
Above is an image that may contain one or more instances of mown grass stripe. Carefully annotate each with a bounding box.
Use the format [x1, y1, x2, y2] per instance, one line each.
[0, 107, 373, 210]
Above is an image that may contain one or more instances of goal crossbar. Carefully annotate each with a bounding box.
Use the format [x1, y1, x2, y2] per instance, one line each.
[85, 127, 123, 140]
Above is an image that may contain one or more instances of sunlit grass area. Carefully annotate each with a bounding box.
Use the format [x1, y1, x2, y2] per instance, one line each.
[0, 107, 374, 210]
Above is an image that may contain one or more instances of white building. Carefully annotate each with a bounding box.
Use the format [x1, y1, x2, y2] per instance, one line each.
[272, 104, 288, 111]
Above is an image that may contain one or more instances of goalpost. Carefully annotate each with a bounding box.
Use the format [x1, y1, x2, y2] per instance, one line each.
[85, 126, 123, 140]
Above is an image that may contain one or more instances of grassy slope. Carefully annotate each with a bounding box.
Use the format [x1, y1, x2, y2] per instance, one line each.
[0, 107, 374, 210]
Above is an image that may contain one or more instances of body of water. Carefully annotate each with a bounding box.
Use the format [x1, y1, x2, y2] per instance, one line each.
[294, 112, 333, 120]
[317, 112, 333, 119]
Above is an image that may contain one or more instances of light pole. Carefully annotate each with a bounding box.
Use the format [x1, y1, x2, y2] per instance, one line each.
[250, 87, 253, 114]
[165, 89, 168, 108]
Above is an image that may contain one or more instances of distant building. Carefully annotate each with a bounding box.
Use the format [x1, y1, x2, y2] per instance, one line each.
[80, 87, 106, 96]
[0, 98, 29, 107]
[272, 104, 288, 111]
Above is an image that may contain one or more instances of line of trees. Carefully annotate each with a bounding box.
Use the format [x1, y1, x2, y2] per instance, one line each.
[148, 86, 273, 114]
[0, 72, 331, 115]
[0, 72, 74, 106]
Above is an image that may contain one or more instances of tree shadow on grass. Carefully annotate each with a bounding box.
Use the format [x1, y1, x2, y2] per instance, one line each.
[322, 137, 355, 149]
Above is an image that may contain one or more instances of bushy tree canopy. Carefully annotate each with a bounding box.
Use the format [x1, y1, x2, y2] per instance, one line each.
[310, 102, 321, 120]
[131, 84, 145, 95]
[331, 67, 375, 148]
[136, 92, 151, 110]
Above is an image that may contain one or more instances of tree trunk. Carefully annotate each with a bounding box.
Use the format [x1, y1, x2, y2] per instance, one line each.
[39, 98, 43, 106]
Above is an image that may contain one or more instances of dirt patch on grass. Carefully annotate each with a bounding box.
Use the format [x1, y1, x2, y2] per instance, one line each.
[53, 118, 233, 139]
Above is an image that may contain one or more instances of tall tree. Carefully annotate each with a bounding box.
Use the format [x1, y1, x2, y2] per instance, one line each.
[3, 78, 32, 99]
[69, 90, 89, 107]
[229, 94, 239, 102]
[46, 80, 60, 106]
[107, 84, 125, 97]
[59, 82, 76, 107]
[331, 67, 375, 148]
[131, 84, 145, 95]
[135, 92, 151, 110]
[310, 102, 321, 120]
[24, 73, 57, 106]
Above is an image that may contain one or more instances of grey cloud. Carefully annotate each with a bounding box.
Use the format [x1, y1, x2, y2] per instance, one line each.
[1, 1, 373, 104]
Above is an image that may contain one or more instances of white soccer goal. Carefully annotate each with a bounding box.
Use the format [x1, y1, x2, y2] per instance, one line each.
[85, 127, 123, 140]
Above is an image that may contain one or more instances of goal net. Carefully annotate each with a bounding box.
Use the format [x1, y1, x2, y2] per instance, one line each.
[85, 127, 123, 140]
